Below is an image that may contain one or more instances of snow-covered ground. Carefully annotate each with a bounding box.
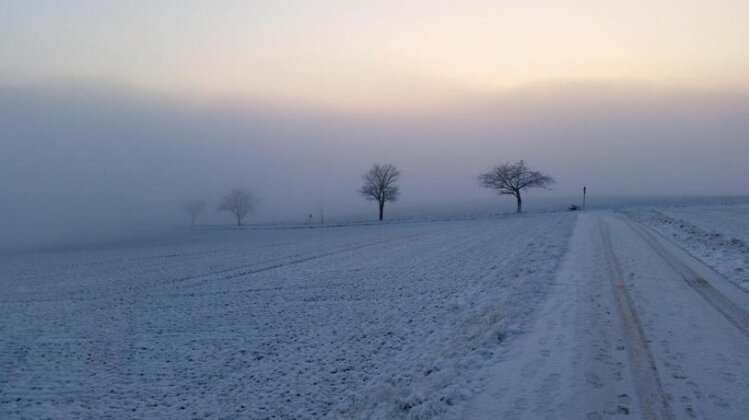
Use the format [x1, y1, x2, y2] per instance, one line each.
[625, 204, 749, 292]
[466, 210, 749, 419]
[4, 202, 747, 420]
[0, 214, 575, 419]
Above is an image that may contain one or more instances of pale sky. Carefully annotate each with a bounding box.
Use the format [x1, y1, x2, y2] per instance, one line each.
[2, 1, 749, 110]
[2, 1, 749, 249]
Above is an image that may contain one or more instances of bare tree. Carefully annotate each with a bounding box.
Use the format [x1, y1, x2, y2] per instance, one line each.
[359, 163, 401, 221]
[478, 160, 554, 213]
[183, 198, 207, 226]
[218, 188, 255, 226]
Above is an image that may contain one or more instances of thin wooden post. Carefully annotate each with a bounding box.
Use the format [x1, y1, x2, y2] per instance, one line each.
[583, 186, 587, 210]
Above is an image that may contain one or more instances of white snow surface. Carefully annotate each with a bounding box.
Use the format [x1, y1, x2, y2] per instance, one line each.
[466, 211, 749, 419]
[625, 204, 749, 292]
[0, 214, 575, 419]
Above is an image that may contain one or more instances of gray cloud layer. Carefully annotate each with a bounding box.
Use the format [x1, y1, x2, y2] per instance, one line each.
[2, 82, 748, 249]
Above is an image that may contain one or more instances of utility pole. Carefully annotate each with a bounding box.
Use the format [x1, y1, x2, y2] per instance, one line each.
[583, 186, 587, 210]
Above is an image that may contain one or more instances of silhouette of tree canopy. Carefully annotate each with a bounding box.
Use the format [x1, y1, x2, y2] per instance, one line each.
[218, 189, 255, 226]
[479, 160, 554, 213]
[359, 163, 401, 221]
[183, 198, 207, 226]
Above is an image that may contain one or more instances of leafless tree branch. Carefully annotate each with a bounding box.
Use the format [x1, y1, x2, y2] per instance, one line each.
[218, 188, 256, 226]
[478, 160, 554, 213]
[183, 198, 207, 226]
[359, 163, 401, 221]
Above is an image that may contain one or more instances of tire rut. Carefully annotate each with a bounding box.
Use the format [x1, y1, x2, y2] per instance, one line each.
[598, 219, 674, 420]
[166, 228, 448, 291]
[622, 218, 749, 339]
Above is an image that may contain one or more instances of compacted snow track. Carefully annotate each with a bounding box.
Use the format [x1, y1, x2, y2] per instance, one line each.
[467, 212, 749, 419]
[599, 220, 672, 420]
[624, 220, 749, 339]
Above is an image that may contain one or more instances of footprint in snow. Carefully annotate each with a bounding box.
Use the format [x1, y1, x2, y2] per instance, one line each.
[513, 398, 529, 410]
[586, 373, 604, 389]
[708, 394, 729, 408]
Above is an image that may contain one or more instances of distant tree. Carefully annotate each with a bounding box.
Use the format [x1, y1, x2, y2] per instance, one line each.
[183, 198, 207, 226]
[359, 163, 401, 221]
[478, 160, 554, 213]
[218, 189, 256, 226]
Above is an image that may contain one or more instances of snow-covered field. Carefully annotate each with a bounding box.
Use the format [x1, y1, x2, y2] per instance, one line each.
[625, 204, 749, 292]
[0, 214, 575, 419]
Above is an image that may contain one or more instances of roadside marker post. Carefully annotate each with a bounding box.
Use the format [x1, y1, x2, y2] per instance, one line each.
[583, 186, 587, 210]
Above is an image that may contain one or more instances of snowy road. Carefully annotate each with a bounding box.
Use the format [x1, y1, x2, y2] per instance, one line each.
[467, 212, 749, 419]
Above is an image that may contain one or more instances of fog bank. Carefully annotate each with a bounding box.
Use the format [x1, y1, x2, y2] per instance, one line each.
[2, 82, 748, 249]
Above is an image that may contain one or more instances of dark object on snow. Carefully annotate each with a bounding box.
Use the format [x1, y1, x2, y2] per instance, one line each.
[568, 204, 580, 211]
[583, 186, 587, 210]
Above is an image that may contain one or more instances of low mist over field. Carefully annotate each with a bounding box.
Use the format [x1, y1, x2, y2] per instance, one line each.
[3, 1, 749, 250]
[2, 82, 748, 249]
[4, 3, 749, 419]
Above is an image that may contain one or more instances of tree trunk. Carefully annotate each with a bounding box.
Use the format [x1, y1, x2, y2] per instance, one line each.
[516, 193, 522, 213]
[191, 215, 196, 227]
[379, 202, 384, 221]
[236, 215, 242, 226]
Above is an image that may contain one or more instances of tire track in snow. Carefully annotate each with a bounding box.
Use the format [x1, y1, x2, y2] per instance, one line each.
[158, 228, 454, 298]
[599, 219, 674, 420]
[623, 218, 749, 339]
[1, 228, 445, 305]
[192, 225, 499, 299]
